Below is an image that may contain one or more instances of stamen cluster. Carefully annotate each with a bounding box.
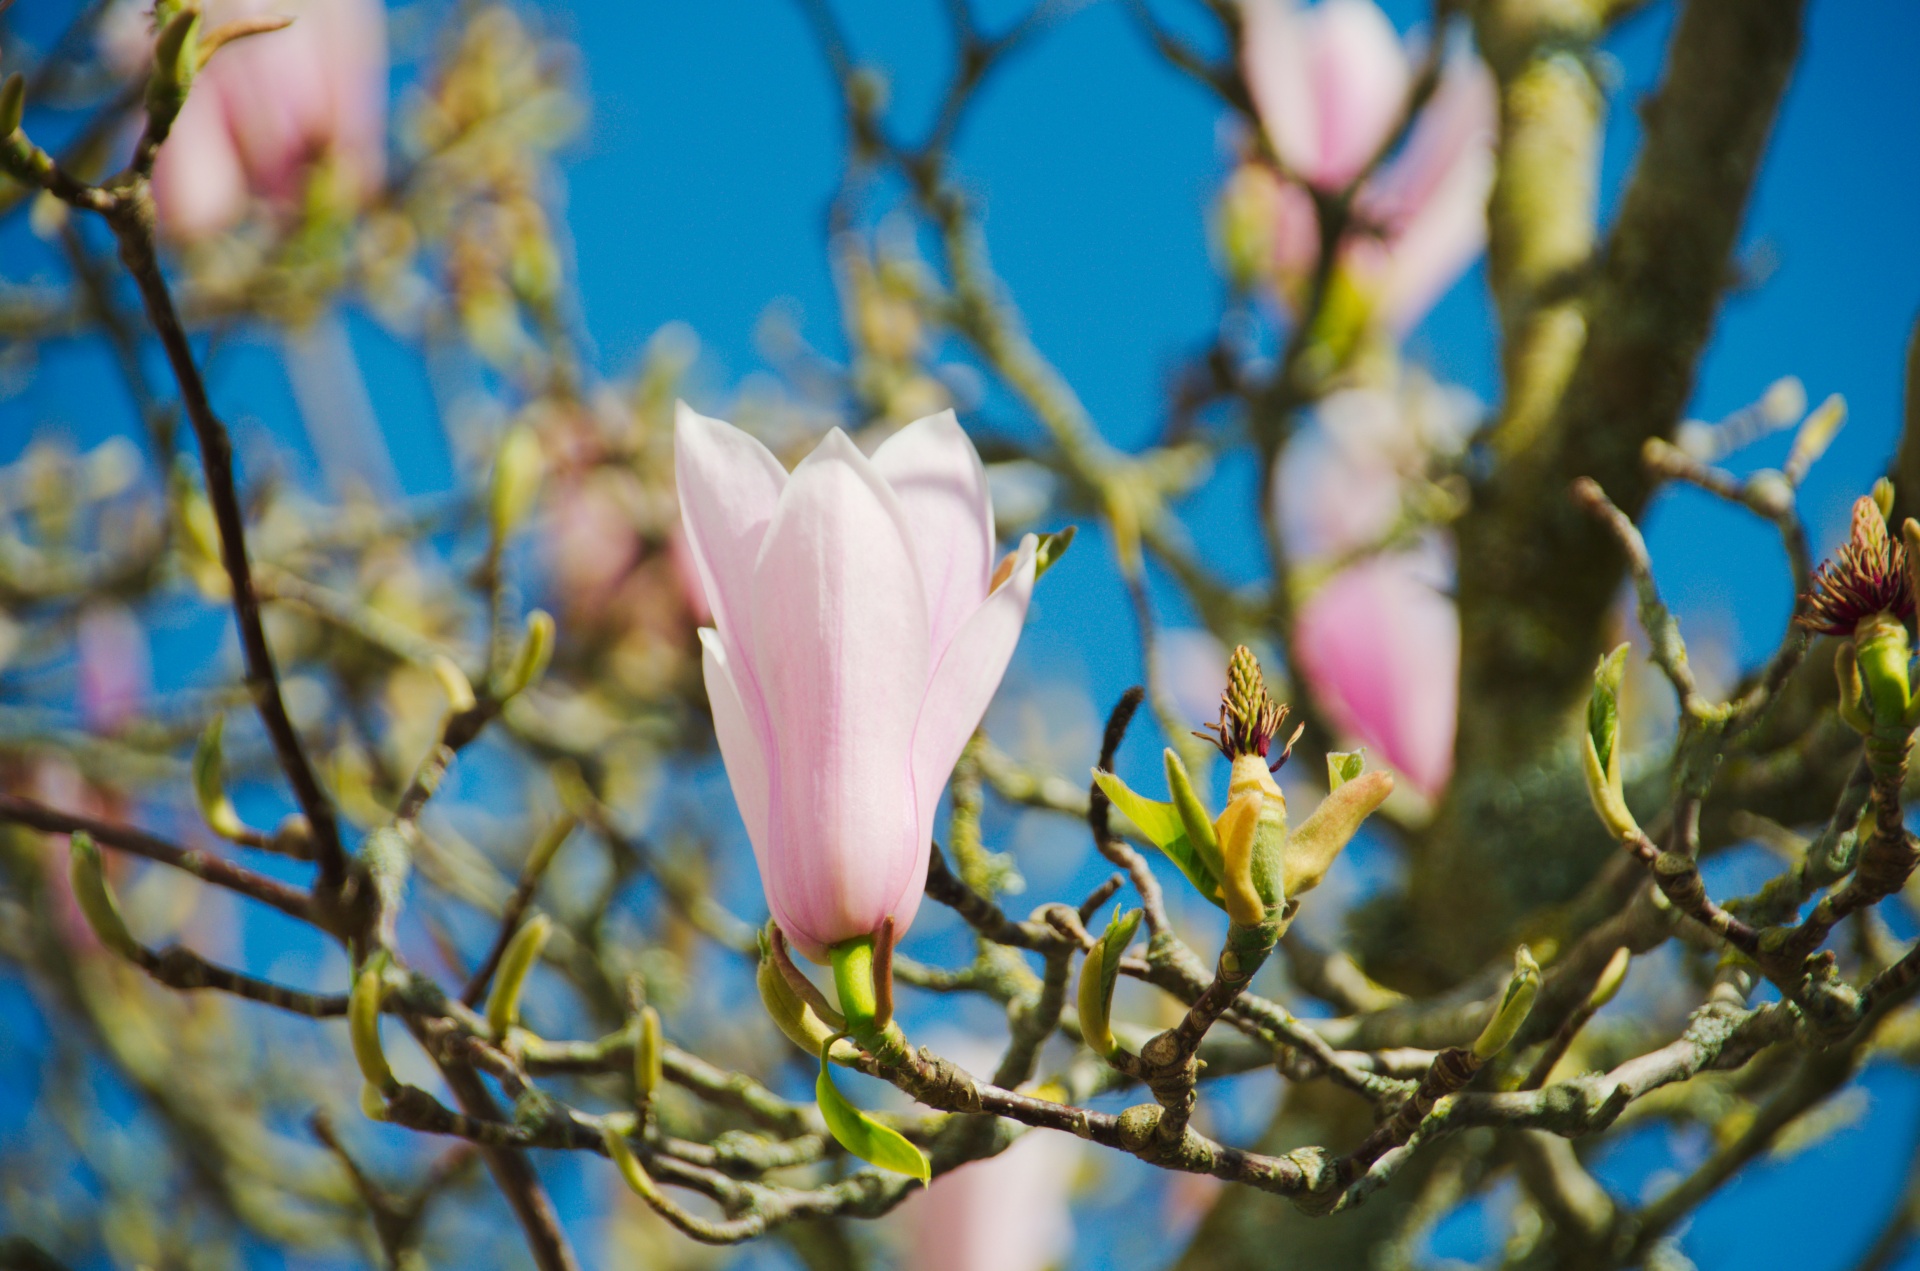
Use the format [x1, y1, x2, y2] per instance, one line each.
[1801, 496, 1914, 635]
[1198, 645, 1302, 767]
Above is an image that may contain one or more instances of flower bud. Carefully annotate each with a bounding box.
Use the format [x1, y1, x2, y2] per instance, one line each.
[1326, 750, 1364, 791]
[1471, 946, 1541, 1060]
[1582, 644, 1639, 840]
[1077, 906, 1141, 1057]
[1874, 478, 1896, 521]
[146, 8, 202, 138]
[1588, 946, 1630, 1011]
[500, 609, 555, 699]
[191, 714, 247, 841]
[489, 423, 546, 542]
[349, 953, 395, 1091]
[486, 913, 551, 1039]
[68, 833, 141, 960]
[1784, 393, 1846, 481]
[430, 655, 476, 714]
[634, 1005, 663, 1105]
[1, 73, 24, 138]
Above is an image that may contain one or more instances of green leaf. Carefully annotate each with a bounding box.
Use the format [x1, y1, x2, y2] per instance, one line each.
[816, 1040, 930, 1183]
[192, 714, 245, 840]
[1326, 750, 1364, 791]
[1163, 749, 1223, 878]
[1093, 768, 1222, 906]
[1091, 769, 1184, 848]
[1587, 644, 1628, 774]
[1034, 525, 1076, 580]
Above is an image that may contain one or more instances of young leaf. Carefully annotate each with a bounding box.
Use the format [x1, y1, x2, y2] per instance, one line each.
[816, 1038, 930, 1183]
[1163, 749, 1223, 877]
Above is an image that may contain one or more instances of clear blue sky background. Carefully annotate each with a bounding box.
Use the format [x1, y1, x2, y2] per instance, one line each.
[7, 0, 1920, 1266]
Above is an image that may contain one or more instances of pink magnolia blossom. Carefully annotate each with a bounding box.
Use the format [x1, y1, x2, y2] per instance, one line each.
[77, 603, 151, 735]
[899, 1033, 1079, 1271]
[905, 1127, 1079, 1271]
[1278, 386, 1469, 799]
[676, 405, 1037, 962]
[1295, 550, 1457, 800]
[144, 0, 388, 238]
[1238, 0, 1495, 333]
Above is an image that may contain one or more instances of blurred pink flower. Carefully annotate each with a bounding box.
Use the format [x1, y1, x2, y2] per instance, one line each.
[677, 405, 1036, 962]
[1277, 383, 1471, 559]
[143, 0, 389, 238]
[1295, 551, 1457, 800]
[77, 603, 151, 735]
[1238, 0, 1495, 333]
[1277, 386, 1469, 800]
[905, 1130, 1079, 1271]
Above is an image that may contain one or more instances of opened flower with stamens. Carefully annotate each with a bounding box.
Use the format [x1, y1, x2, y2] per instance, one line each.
[1093, 645, 1391, 926]
[677, 404, 1038, 966]
[1802, 492, 1920, 738]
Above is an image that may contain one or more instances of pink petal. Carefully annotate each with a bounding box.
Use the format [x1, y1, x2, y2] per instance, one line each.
[314, 0, 390, 197]
[1241, 0, 1323, 180]
[700, 628, 772, 869]
[909, 535, 1037, 868]
[674, 402, 789, 647]
[77, 604, 150, 735]
[1359, 48, 1496, 232]
[905, 1126, 1079, 1271]
[871, 409, 995, 660]
[748, 430, 931, 960]
[1295, 554, 1457, 799]
[1302, 0, 1411, 188]
[1377, 133, 1493, 334]
[152, 87, 249, 239]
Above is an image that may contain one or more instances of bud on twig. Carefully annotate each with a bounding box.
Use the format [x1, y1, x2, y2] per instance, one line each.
[1, 73, 24, 138]
[1471, 946, 1541, 1060]
[1581, 644, 1639, 840]
[633, 1005, 663, 1105]
[1077, 906, 1142, 1057]
[68, 833, 141, 960]
[489, 423, 545, 542]
[430, 655, 477, 714]
[486, 913, 551, 1039]
[1588, 946, 1631, 1011]
[146, 8, 202, 139]
[500, 609, 555, 699]
[350, 952, 395, 1093]
[192, 715, 248, 841]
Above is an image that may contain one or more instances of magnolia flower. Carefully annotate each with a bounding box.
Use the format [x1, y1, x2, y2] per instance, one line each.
[677, 405, 1037, 962]
[1278, 385, 1469, 800]
[1295, 550, 1456, 800]
[77, 603, 151, 735]
[1235, 0, 1495, 333]
[900, 1034, 1079, 1271]
[140, 0, 388, 238]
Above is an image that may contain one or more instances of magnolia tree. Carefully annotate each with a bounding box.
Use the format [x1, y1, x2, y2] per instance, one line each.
[1, 0, 1911, 1268]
